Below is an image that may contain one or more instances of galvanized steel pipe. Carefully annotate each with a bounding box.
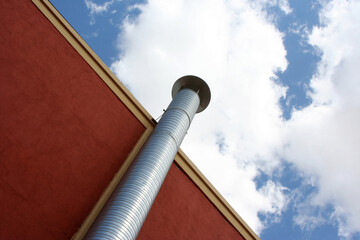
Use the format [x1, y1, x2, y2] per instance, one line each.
[85, 76, 211, 240]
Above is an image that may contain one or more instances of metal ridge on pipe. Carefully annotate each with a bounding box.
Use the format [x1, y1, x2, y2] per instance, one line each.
[85, 75, 211, 240]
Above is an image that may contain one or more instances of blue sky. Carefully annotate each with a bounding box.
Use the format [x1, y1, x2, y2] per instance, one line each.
[50, 0, 360, 239]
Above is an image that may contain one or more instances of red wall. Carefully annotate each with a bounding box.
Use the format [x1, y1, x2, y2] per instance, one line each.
[139, 163, 245, 239]
[0, 1, 145, 239]
[1, 1, 245, 239]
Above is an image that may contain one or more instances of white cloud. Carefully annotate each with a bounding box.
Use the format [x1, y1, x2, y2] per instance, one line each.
[252, 0, 292, 15]
[109, 0, 360, 237]
[277, 0, 292, 15]
[111, 0, 288, 234]
[283, 0, 360, 238]
[84, 0, 115, 25]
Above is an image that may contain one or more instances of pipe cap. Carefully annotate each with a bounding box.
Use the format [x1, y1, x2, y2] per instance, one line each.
[172, 75, 211, 113]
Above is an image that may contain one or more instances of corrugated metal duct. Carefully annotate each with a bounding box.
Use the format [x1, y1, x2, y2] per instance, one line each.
[85, 75, 211, 240]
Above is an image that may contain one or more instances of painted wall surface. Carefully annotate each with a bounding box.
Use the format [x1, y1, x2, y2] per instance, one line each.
[0, 1, 145, 239]
[138, 163, 245, 240]
[1, 1, 246, 240]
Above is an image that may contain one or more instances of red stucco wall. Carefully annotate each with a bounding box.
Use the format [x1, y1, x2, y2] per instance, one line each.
[138, 163, 245, 240]
[0, 1, 145, 239]
[1, 1, 247, 240]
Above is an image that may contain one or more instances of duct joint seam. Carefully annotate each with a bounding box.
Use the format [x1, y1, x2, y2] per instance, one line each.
[153, 130, 181, 148]
[165, 107, 192, 125]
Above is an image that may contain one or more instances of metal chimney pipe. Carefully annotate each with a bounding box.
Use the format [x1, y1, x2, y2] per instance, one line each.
[85, 75, 211, 240]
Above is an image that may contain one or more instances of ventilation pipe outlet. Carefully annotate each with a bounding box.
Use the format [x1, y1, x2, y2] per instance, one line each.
[85, 75, 211, 240]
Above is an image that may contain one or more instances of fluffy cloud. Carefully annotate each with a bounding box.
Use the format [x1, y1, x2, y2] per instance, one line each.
[111, 0, 288, 233]
[84, 0, 115, 25]
[284, 0, 360, 238]
[109, 0, 359, 237]
[252, 0, 292, 15]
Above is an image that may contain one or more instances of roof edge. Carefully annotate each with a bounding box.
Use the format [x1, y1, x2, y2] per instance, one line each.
[32, 0, 155, 130]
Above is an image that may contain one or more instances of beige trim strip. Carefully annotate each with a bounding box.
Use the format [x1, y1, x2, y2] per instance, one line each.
[32, 0, 155, 130]
[32, 1, 260, 239]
